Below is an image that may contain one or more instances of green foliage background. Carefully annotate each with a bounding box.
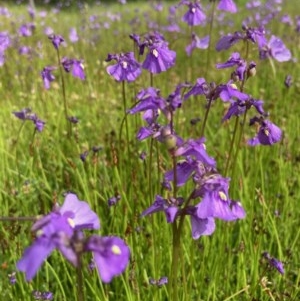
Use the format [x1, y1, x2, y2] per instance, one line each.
[0, 1, 299, 300]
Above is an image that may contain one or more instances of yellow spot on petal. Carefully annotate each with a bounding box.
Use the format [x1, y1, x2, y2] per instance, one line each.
[219, 191, 227, 201]
[230, 83, 238, 90]
[36, 229, 43, 237]
[191, 7, 196, 13]
[68, 218, 75, 228]
[121, 61, 128, 69]
[264, 129, 269, 136]
[111, 245, 121, 255]
[80, 63, 84, 69]
[152, 49, 159, 58]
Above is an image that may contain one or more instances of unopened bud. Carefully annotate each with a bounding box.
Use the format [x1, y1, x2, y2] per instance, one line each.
[160, 126, 171, 138]
[247, 62, 257, 78]
[231, 72, 240, 82]
[163, 135, 177, 150]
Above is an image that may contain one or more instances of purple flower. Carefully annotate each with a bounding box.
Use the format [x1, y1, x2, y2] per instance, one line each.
[105, 52, 141, 82]
[180, 1, 206, 26]
[215, 82, 249, 102]
[142, 42, 176, 74]
[215, 31, 243, 51]
[13, 108, 32, 120]
[80, 151, 89, 162]
[164, 158, 198, 187]
[183, 78, 208, 100]
[85, 235, 130, 283]
[248, 119, 282, 146]
[269, 257, 285, 274]
[185, 34, 209, 56]
[217, 0, 237, 13]
[69, 27, 79, 43]
[19, 23, 35, 37]
[175, 138, 216, 167]
[61, 58, 85, 80]
[128, 87, 166, 114]
[222, 97, 265, 122]
[216, 52, 247, 80]
[32, 291, 53, 300]
[197, 189, 246, 221]
[141, 195, 184, 223]
[262, 252, 284, 274]
[108, 195, 121, 207]
[190, 213, 216, 239]
[216, 26, 266, 51]
[284, 75, 292, 88]
[34, 118, 46, 132]
[0, 31, 10, 51]
[8, 272, 16, 285]
[17, 193, 100, 281]
[48, 34, 65, 50]
[149, 276, 168, 286]
[131, 32, 176, 74]
[13, 109, 46, 132]
[259, 35, 291, 62]
[41, 66, 56, 89]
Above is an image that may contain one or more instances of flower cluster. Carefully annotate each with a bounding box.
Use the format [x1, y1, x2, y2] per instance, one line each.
[127, 84, 246, 239]
[216, 25, 291, 62]
[17, 193, 130, 283]
[40, 34, 85, 89]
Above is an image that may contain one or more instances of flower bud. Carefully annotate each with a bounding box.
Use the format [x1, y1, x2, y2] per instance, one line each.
[163, 134, 177, 150]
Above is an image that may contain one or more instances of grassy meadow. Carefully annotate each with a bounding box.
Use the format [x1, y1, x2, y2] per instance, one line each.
[0, 0, 299, 300]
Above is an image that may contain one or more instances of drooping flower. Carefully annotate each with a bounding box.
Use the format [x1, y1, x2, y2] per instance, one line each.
[149, 276, 168, 287]
[222, 97, 265, 122]
[128, 87, 166, 114]
[69, 27, 79, 43]
[248, 117, 282, 146]
[141, 195, 184, 223]
[85, 235, 130, 283]
[284, 75, 292, 88]
[215, 25, 266, 51]
[142, 41, 176, 73]
[262, 252, 285, 274]
[61, 57, 85, 80]
[41, 66, 56, 89]
[197, 190, 245, 221]
[48, 34, 65, 50]
[13, 109, 46, 132]
[108, 195, 121, 207]
[185, 34, 209, 56]
[19, 23, 35, 37]
[105, 52, 141, 82]
[175, 138, 216, 167]
[17, 193, 100, 281]
[189, 209, 216, 239]
[32, 290, 53, 300]
[217, 0, 237, 13]
[259, 35, 291, 62]
[130, 32, 176, 74]
[180, 0, 206, 26]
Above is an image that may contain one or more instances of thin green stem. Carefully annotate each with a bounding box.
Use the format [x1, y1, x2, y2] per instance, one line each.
[200, 98, 213, 137]
[122, 81, 130, 157]
[224, 116, 239, 176]
[169, 191, 194, 301]
[150, 73, 154, 87]
[205, 0, 216, 77]
[76, 255, 85, 301]
[230, 109, 248, 183]
[56, 48, 71, 136]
